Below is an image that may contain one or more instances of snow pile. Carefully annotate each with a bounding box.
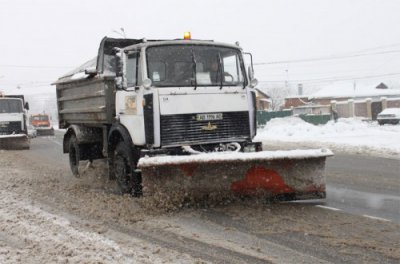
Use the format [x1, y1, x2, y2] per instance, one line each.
[255, 117, 400, 157]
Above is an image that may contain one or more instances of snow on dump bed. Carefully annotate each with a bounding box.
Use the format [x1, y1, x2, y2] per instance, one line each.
[138, 149, 333, 167]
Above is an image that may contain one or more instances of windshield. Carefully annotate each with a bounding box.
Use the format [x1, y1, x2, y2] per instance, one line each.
[0, 99, 23, 113]
[146, 45, 245, 87]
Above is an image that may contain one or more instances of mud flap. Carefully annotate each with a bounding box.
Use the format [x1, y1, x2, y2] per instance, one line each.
[138, 149, 333, 200]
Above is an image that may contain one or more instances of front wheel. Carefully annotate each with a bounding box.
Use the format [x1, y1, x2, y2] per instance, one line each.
[113, 142, 142, 196]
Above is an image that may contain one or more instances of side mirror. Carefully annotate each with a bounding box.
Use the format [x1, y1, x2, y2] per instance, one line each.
[249, 78, 258, 88]
[115, 76, 127, 90]
[143, 78, 152, 90]
[114, 49, 127, 90]
[248, 66, 254, 81]
[24, 102, 29, 110]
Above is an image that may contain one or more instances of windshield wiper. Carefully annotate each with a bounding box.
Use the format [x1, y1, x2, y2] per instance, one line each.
[217, 53, 223, 89]
[191, 50, 197, 90]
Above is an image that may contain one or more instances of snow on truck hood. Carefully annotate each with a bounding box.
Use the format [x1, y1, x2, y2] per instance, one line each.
[138, 149, 333, 167]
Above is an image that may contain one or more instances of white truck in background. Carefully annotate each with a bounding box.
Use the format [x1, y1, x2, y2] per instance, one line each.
[0, 93, 30, 149]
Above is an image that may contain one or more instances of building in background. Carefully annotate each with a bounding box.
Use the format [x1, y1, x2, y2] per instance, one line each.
[255, 88, 272, 110]
[283, 82, 400, 120]
[284, 82, 400, 108]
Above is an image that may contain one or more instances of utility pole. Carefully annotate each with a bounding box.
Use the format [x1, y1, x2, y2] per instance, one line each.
[285, 69, 289, 89]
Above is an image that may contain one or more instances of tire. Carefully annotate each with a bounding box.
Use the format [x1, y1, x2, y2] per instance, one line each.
[113, 142, 142, 196]
[68, 135, 80, 177]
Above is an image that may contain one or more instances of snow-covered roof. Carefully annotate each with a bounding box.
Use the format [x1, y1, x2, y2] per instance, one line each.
[308, 82, 400, 99]
[255, 88, 270, 98]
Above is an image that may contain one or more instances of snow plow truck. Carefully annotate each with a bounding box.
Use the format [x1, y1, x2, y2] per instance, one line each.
[0, 93, 30, 149]
[30, 113, 54, 136]
[54, 34, 332, 199]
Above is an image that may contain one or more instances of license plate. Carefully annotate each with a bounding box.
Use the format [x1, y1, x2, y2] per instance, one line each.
[196, 113, 223, 121]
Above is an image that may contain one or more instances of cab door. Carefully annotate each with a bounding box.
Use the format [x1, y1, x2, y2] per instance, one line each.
[116, 51, 146, 145]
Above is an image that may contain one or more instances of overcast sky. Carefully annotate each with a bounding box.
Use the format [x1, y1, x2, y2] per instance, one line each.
[1, 0, 400, 95]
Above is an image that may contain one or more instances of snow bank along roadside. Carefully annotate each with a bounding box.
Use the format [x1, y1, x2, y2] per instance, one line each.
[255, 117, 400, 159]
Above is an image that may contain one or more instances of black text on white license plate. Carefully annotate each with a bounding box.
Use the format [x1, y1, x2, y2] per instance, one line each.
[197, 113, 223, 121]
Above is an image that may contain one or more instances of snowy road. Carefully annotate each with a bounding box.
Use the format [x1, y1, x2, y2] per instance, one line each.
[324, 154, 400, 223]
[292, 154, 400, 224]
[0, 132, 399, 263]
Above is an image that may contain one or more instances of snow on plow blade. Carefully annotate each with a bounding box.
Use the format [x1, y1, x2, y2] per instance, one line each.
[138, 149, 333, 200]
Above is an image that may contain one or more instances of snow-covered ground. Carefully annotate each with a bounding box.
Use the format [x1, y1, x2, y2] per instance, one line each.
[255, 117, 400, 159]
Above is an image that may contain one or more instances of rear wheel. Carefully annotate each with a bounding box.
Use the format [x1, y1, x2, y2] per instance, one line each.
[68, 135, 80, 177]
[113, 142, 142, 196]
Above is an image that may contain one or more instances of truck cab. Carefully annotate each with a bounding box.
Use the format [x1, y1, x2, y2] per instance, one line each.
[30, 113, 54, 136]
[114, 39, 258, 152]
[0, 94, 30, 149]
[55, 36, 260, 195]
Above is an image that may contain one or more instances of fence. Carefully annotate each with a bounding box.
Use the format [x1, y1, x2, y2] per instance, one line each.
[257, 110, 331, 126]
[299, 114, 331, 125]
[257, 110, 293, 126]
[332, 97, 400, 120]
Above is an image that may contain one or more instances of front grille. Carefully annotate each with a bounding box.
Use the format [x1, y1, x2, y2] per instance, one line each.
[160, 111, 250, 146]
[0, 121, 22, 135]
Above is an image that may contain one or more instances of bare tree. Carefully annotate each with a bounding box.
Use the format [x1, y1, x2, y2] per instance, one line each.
[257, 83, 294, 110]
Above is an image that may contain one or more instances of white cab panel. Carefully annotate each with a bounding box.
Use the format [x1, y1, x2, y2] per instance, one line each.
[158, 87, 248, 115]
[0, 113, 24, 123]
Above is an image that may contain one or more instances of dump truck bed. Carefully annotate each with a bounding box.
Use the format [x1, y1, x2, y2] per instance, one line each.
[54, 37, 144, 129]
[55, 76, 116, 128]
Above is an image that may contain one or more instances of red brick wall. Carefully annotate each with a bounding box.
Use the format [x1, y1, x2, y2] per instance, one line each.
[387, 99, 400, 108]
[354, 102, 368, 117]
[284, 98, 308, 108]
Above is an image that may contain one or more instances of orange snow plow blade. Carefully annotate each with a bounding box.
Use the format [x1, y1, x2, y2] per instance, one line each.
[138, 149, 333, 200]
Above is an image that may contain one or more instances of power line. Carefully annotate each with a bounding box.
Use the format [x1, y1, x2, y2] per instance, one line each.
[255, 49, 400, 66]
[348, 42, 400, 53]
[0, 64, 72, 69]
[259, 72, 400, 84]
